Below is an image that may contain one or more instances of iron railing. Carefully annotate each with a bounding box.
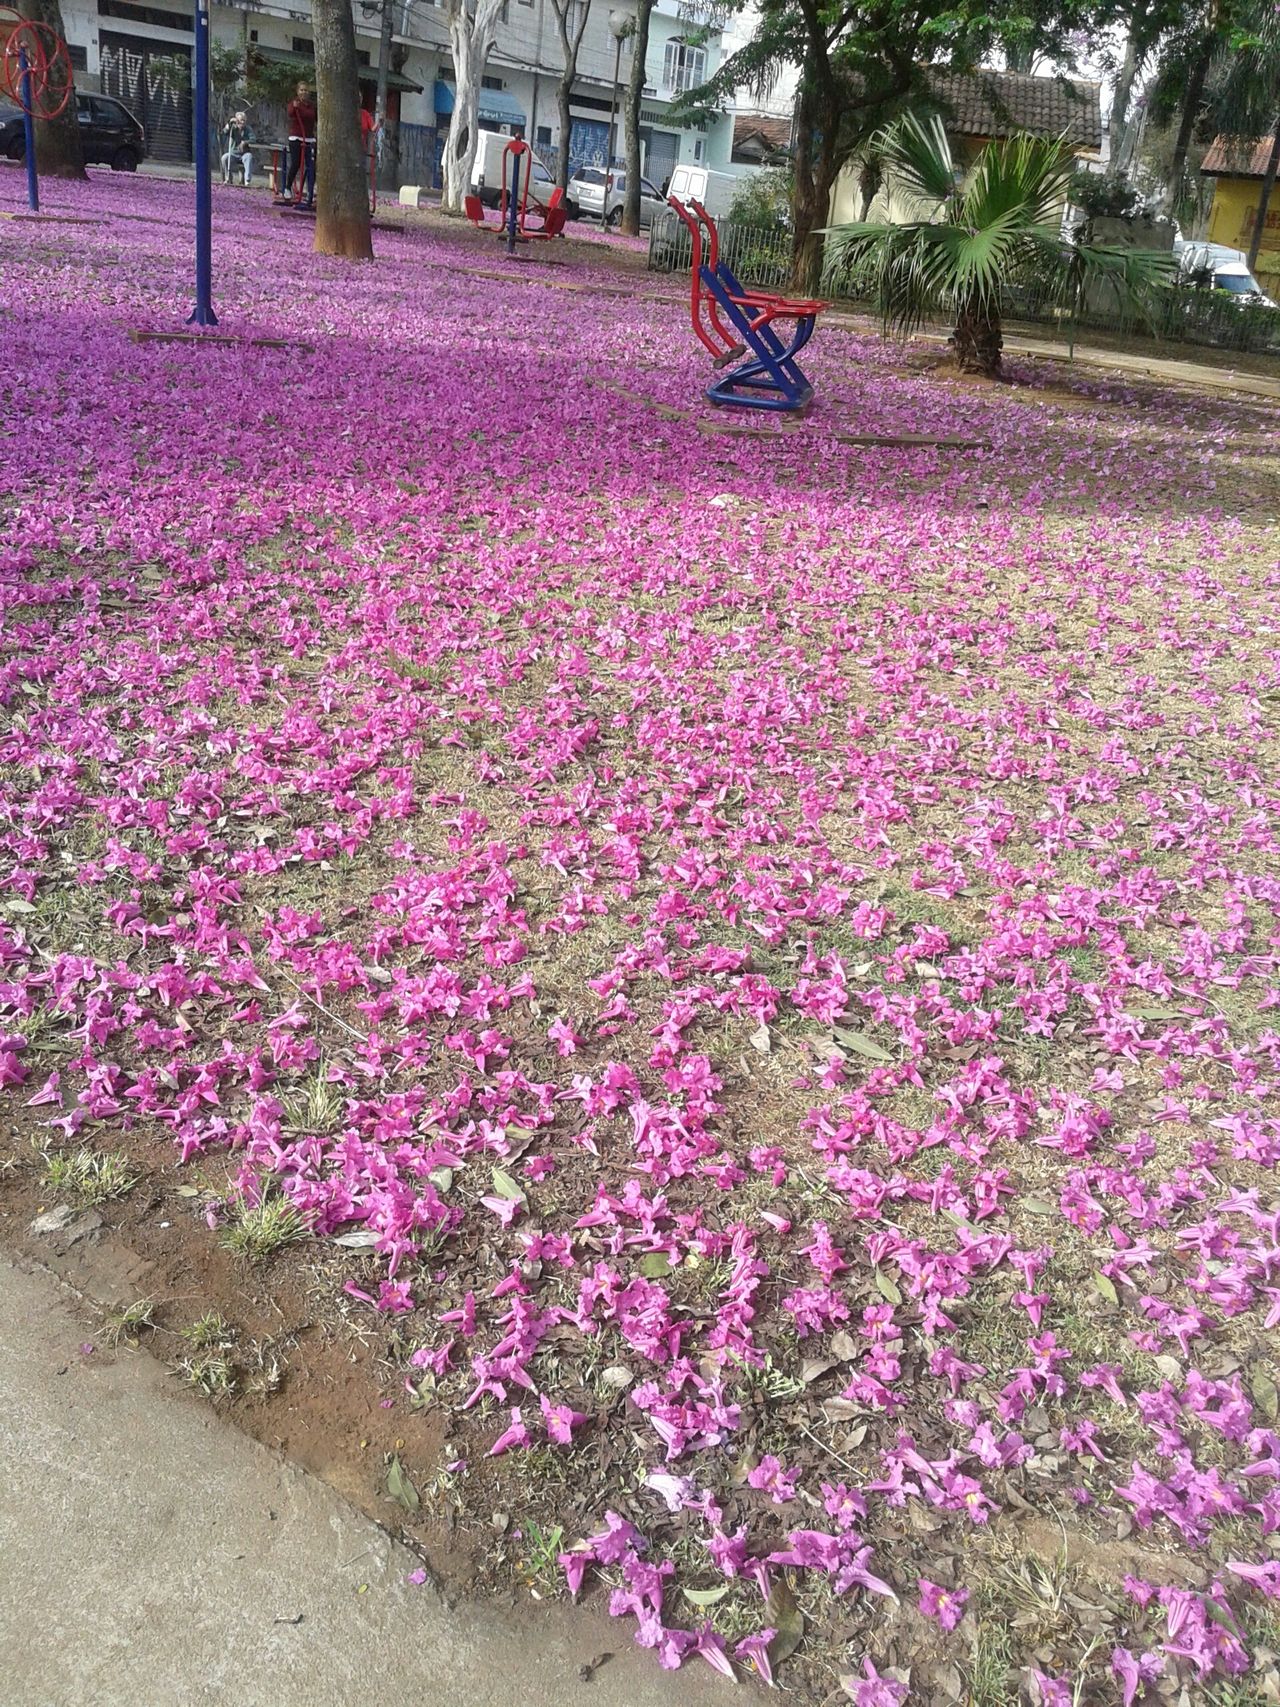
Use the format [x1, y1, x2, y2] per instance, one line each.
[648, 213, 1280, 356]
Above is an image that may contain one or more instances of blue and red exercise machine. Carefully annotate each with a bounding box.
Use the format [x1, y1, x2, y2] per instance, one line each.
[669, 194, 827, 413]
[464, 137, 567, 251]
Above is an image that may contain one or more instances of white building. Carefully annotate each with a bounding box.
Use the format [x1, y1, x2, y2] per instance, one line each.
[56, 0, 735, 187]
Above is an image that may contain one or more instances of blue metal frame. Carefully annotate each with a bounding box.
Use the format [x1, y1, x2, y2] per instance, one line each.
[701, 257, 815, 413]
[188, 0, 217, 326]
[506, 146, 520, 255]
[18, 49, 38, 213]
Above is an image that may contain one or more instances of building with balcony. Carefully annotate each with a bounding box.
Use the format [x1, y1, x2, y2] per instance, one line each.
[55, 0, 735, 190]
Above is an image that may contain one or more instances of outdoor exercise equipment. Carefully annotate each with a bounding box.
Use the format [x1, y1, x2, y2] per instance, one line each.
[0, 7, 74, 212]
[668, 194, 827, 414]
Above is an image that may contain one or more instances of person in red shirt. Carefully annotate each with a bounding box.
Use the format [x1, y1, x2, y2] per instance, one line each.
[281, 80, 316, 207]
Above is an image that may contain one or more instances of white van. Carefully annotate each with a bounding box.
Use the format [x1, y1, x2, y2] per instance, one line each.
[472, 130, 557, 208]
[666, 163, 741, 220]
[1174, 240, 1276, 307]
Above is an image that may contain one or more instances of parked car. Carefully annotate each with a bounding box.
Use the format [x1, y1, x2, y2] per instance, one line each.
[1173, 240, 1277, 307]
[471, 128, 558, 209]
[1, 90, 146, 171]
[569, 166, 666, 228]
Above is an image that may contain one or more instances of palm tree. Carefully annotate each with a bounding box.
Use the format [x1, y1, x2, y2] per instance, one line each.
[824, 115, 1174, 378]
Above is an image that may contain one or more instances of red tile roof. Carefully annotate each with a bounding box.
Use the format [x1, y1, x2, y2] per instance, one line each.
[732, 113, 793, 154]
[927, 69, 1102, 150]
[1201, 134, 1279, 177]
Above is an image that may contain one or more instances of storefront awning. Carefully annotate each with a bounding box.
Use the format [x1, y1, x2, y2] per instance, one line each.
[252, 44, 422, 95]
[434, 79, 526, 127]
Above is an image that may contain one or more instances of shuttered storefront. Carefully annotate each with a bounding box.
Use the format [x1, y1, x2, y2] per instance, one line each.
[99, 31, 191, 162]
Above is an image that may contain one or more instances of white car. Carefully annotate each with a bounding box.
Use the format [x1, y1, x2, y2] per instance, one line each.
[567, 166, 666, 228]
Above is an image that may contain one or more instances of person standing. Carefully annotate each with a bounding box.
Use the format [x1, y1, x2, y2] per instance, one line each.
[281, 80, 316, 207]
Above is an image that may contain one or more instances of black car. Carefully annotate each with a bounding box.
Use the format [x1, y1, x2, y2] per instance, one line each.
[1, 91, 146, 171]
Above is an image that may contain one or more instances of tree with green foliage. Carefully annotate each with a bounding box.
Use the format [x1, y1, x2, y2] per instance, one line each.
[620, 0, 656, 235]
[550, 0, 593, 192]
[825, 113, 1174, 376]
[682, 0, 1105, 292]
[1145, 0, 1280, 223]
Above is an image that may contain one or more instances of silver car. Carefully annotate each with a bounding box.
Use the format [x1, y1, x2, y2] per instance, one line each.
[567, 166, 667, 228]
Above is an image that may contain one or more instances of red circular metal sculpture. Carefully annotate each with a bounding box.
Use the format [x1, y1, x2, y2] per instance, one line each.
[0, 13, 73, 120]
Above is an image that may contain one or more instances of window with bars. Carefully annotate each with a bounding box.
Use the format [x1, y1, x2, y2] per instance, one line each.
[662, 40, 705, 93]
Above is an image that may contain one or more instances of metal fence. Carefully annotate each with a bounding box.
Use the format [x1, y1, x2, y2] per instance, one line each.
[648, 213, 1280, 357]
[997, 277, 1280, 356]
[647, 210, 793, 289]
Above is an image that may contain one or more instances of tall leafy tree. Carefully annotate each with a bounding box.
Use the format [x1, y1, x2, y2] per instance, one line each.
[550, 0, 593, 191]
[16, 0, 84, 179]
[620, 0, 657, 234]
[440, 0, 507, 211]
[1145, 0, 1280, 217]
[685, 0, 1099, 291]
[313, 0, 373, 258]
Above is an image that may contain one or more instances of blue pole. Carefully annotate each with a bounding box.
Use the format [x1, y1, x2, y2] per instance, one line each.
[188, 0, 217, 325]
[18, 49, 38, 214]
[506, 148, 519, 256]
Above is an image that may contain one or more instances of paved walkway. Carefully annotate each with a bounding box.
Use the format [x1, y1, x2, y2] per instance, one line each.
[909, 327, 1280, 400]
[0, 1257, 727, 1707]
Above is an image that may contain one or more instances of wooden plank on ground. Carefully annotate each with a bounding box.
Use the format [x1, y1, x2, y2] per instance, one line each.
[128, 331, 314, 352]
[834, 432, 991, 449]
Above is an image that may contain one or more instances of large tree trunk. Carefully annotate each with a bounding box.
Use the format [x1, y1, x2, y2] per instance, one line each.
[952, 298, 1003, 377]
[790, 67, 838, 293]
[313, 0, 373, 258]
[620, 0, 655, 235]
[441, 0, 505, 212]
[1164, 35, 1212, 215]
[17, 0, 84, 179]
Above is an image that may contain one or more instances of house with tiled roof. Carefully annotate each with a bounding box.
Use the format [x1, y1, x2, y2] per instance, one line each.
[829, 67, 1104, 226]
[1199, 134, 1280, 299]
[732, 113, 794, 167]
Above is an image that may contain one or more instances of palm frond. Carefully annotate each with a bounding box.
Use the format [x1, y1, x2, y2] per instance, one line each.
[874, 112, 959, 214]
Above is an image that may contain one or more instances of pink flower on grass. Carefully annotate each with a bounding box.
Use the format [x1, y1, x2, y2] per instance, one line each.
[748, 1455, 798, 1502]
[917, 1578, 968, 1631]
[844, 1658, 909, 1705]
[488, 1407, 531, 1457]
[539, 1393, 587, 1444]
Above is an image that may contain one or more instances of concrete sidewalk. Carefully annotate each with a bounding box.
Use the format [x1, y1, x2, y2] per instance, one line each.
[0, 1257, 728, 1707]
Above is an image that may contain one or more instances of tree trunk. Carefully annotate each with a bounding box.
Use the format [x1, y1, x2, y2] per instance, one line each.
[441, 0, 505, 212]
[620, 0, 655, 235]
[952, 299, 1003, 377]
[1247, 121, 1280, 275]
[16, 0, 84, 179]
[1110, 35, 1139, 167]
[312, 0, 373, 258]
[790, 68, 838, 292]
[556, 76, 573, 190]
[1164, 35, 1212, 215]
[373, 0, 394, 190]
[551, 0, 590, 192]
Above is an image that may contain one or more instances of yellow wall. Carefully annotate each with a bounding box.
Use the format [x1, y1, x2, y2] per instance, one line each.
[829, 139, 1076, 234]
[1207, 177, 1280, 297]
